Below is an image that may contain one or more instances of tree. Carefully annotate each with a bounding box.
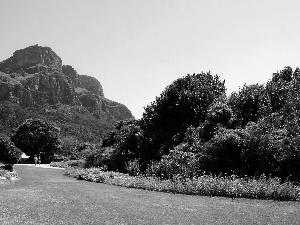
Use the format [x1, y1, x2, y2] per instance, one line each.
[228, 84, 270, 127]
[141, 72, 226, 158]
[265, 66, 293, 113]
[0, 134, 22, 164]
[11, 119, 61, 161]
[206, 101, 232, 126]
[103, 119, 143, 171]
[59, 136, 79, 159]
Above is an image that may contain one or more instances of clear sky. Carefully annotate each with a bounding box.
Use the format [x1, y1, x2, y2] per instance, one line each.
[1, 0, 300, 119]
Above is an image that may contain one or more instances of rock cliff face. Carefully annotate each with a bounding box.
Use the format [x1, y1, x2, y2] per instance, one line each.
[0, 45, 62, 74]
[0, 71, 77, 107]
[0, 45, 134, 141]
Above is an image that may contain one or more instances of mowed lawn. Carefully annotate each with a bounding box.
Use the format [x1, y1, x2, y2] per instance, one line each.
[0, 165, 300, 225]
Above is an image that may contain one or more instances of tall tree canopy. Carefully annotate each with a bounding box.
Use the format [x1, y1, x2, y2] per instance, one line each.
[228, 84, 270, 127]
[11, 118, 61, 158]
[140, 72, 226, 157]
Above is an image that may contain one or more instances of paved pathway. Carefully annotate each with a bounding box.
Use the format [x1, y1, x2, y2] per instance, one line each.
[1, 165, 300, 224]
[17, 164, 65, 169]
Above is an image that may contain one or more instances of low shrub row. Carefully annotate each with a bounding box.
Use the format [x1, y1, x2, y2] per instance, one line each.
[50, 159, 86, 168]
[63, 167, 300, 201]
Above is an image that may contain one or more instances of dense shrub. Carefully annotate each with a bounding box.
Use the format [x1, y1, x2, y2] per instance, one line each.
[145, 145, 200, 180]
[125, 159, 142, 176]
[84, 147, 113, 169]
[69, 142, 96, 160]
[0, 168, 19, 180]
[105, 120, 142, 171]
[59, 136, 79, 159]
[0, 135, 22, 164]
[199, 128, 247, 175]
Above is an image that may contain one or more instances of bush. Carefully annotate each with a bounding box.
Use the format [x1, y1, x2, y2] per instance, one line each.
[125, 159, 142, 176]
[0, 168, 19, 180]
[64, 141, 101, 162]
[59, 136, 79, 159]
[102, 120, 143, 171]
[200, 128, 247, 175]
[0, 135, 22, 165]
[50, 159, 86, 168]
[145, 145, 200, 180]
[84, 147, 113, 168]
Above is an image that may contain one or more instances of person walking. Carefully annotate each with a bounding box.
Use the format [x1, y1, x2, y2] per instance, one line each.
[34, 155, 38, 166]
[38, 155, 41, 165]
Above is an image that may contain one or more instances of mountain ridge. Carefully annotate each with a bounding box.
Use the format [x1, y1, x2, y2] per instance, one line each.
[0, 45, 134, 142]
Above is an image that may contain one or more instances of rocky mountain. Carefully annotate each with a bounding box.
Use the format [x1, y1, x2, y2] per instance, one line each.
[0, 45, 134, 142]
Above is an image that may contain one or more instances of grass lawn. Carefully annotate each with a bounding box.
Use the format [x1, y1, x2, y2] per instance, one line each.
[1, 165, 300, 224]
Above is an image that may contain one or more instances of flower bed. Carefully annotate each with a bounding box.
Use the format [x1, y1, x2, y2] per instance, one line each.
[63, 167, 300, 201]
[0, 168, 19, 182]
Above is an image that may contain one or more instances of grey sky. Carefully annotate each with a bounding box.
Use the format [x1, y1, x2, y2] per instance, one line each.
[1, 0, 300, 118]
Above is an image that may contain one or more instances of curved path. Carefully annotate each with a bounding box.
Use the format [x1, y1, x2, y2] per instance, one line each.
[1, 165, 300, 224]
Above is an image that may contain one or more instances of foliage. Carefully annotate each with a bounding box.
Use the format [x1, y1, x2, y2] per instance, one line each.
[62, 67, 300, 184]
[64, 168, 300, 201]
[228, 84, 270, 127]
[59, 136, 80, 159]
[236, 113, 300, 182]
[102, 119, 143, 171]
[0, 134, 22, 164]
[70, 142, 95, 160]
[106, 72, 227, 169]
[84, 147, 112, 169]
[11, 118, 61, 158]
[145, 146, 200, 180]
[0, 169, 19, 180]
[141, 73, 226, 156]
[125, 159, 142, 176]
[50, 159, 86, 168]
[265, 66, 294, 113]
[199, 128, 247, 175]
[142, 72, 226, 132]
[0, 101, 114, 143]
[206, 101, 232, 126]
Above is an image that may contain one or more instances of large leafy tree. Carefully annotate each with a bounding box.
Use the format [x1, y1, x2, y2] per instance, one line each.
[141, 72, 226, 158]
[11, 118, 61, 158]
[0, 134, 22, 164]
[102, 73, 226, 169]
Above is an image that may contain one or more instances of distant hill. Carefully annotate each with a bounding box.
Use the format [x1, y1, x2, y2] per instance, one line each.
[0, 45, 134, 142]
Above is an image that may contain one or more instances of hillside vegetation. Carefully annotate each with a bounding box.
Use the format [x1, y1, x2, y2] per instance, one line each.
[0, 45, 133, 144]
[101, 67, 300, 184]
